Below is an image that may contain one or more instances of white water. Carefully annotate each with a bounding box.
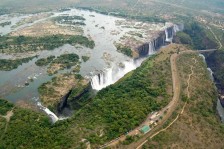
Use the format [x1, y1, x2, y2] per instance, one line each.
[199, 54, 206, 63]
[91, 53, 151, 90]
[37, 102, 59, 123]
[148, 41, 155, 55]
[91, 25, 179, 91]
[165, 24, 184, 43]
[165, 28, 173, 43]
[207, 68, 214, 81]
[173, 24, 184, 33]
[208, 68, 224, 123]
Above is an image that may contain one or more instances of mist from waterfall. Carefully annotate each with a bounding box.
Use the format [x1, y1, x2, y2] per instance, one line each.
[165, 28, 173, 43]
[91, 59, 144, 90]
[37, 101, 59, 123]
[91, 25, 181, 91]
[148, 41, 155, 54]
[165, 24, 184, 43]
[91, 51, 152, 90]
[174, 24, 184, 33]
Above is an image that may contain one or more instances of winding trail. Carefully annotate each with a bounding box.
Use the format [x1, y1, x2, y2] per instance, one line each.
[99, 48, 216, 149]
[0, 109, 14, 140]
[206, 26, 223, 49]
[181, 58, 197, 114]
[135, 52, 199, 149]
[99, 51, 181, 149]
[134, 52, 182, 149]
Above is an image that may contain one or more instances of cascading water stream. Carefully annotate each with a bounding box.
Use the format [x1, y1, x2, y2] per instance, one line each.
[148, 41, 155, 55]
[174, 24, 184, 33]
[207, 68, 214, 81]
[37, 102, 59, 123]
[91, 25, 181, 91]
[165, 29, 172, 42]
[91, 53, 151, 90]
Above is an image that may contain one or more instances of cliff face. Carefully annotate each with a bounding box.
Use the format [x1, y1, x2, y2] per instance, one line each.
[56, 83, 93, 115]
[154, 31, 166, 49]
[136, 25, 179, 57]
[166, 26, 174, 38]
[136, 30, 167, 57]
[137, 43, 149, 56]
[57, 90, 72, 113]
[205, 51, 224, 94]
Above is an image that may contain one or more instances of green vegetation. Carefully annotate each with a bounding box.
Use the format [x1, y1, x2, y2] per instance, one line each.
[145, 53, 224, 148]
[174, 22, 218, 50]
[78, 7, 166, 23]
[122, 135, 139, 145]
[0, 101, 73, 148]
[35, 56, 55, 66]
[0, 117, 6, 135]
[116, 45, 132, 57]
[206, 50, 224, 91]
[0, 56, 37, 71]
[45, 53, 80, 75]
[53, 15, 86, 26]
[1, 48, 172, 148]
[0, 21, 11, 27]
[51, 54, 79, 68]
[81, 56, 90, 62]
[38, 73, 88, 107]
[54, 15, 85, 21]
[35, 54, 80, 74]
[0, 35, 95, 53]
[0, 99, 14, 115]
[175, 32, 192, 45]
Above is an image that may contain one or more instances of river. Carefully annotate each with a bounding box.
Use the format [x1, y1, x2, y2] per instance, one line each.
[0, 8, 172, 105]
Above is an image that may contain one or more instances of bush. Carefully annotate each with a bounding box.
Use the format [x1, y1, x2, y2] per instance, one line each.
[0, 99, 14, 115]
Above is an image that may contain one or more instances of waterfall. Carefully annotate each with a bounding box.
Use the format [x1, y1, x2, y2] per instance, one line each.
[207, 68, 214, 81]
[164, 23, 184, 43]
[199, 53, 224, 122]
[148, 41, 155, 55]
[91, 24, 182, 91]
[199, 54, 206, 63]
[165, 27, 173, 43]
[91, 57, 148, 90]
[91, 68, 113, 90]
[174, 24, 184, 33]
[37, 102, 59, 123]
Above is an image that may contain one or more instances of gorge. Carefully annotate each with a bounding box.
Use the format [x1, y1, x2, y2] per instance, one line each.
[0, 7, 184, 123]
[90, 24, 183, 91]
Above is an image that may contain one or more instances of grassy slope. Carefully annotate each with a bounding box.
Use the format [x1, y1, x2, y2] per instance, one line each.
[144, 52, 224, 148]
[174, 22, 219, 50]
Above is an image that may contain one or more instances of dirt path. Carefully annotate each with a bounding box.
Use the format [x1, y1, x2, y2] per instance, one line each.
[135, 53, 198, 149]
[2, 110, 14, 123]
[99, 52, 181, 149]
[0, 109, 14, 140]
[133, 52, 182, 149]
[207, 26, 223, 49]
[99, 49, 215, 149]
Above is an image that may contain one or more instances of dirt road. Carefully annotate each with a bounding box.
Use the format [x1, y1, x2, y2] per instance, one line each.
[134, 51, 206, 149]
[100, 48, 216, 149]
[129, 52, 181, 149]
